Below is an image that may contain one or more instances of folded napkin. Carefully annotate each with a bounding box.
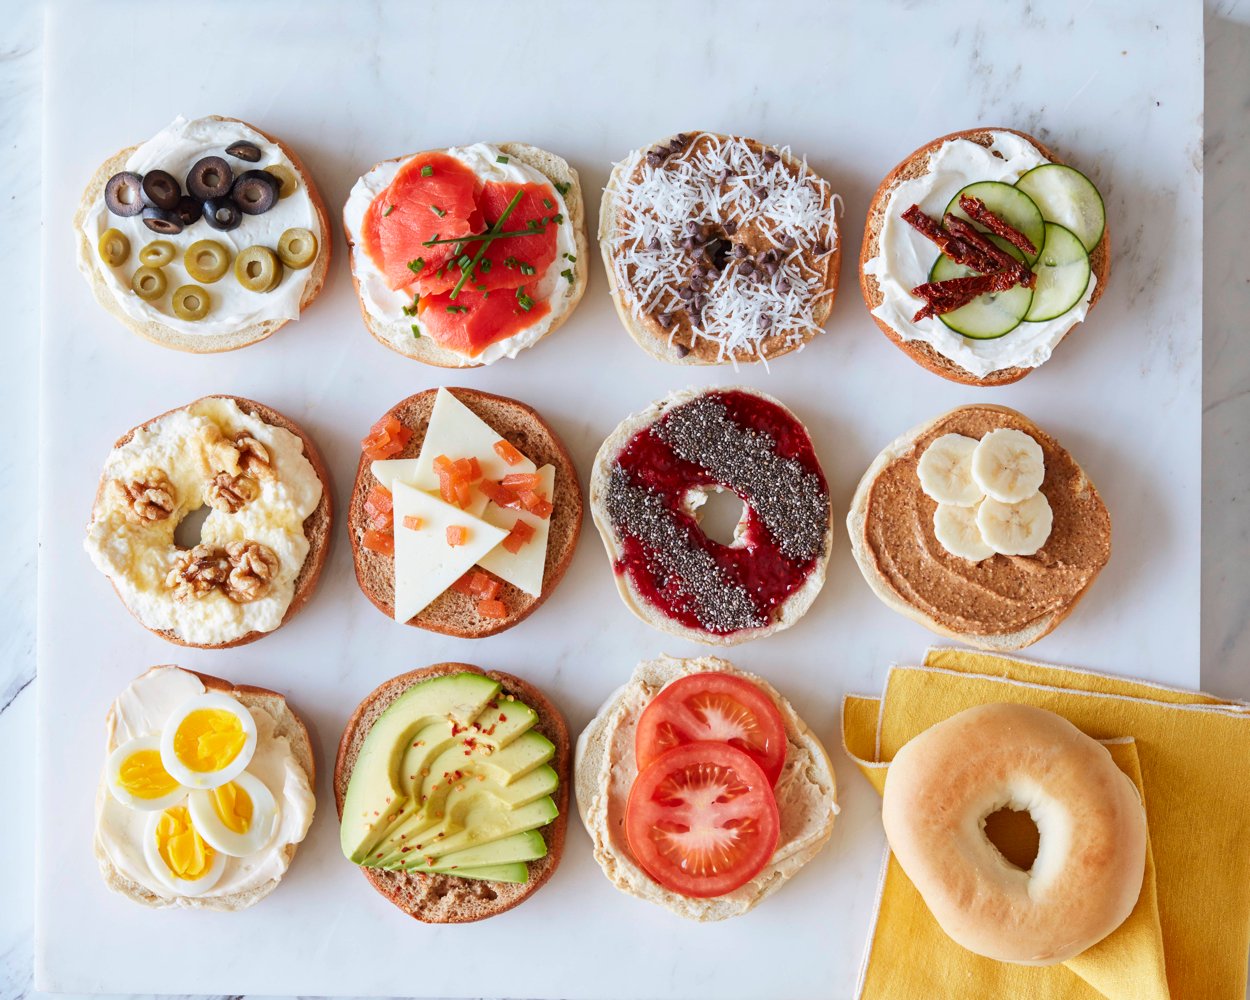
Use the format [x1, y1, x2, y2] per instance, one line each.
[843, 647, 1250, 1000]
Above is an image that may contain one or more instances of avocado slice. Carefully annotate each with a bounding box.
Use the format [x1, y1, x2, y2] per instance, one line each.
[444, 862, 529, 884]
[473, 730, 556, 785]
[372, 795, 558, 868]
[406, 829, 548, 874]
[340, 672, 500, 863]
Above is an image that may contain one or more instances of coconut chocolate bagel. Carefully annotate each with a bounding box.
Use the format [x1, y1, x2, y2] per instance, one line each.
[76, 115, 331, 353]
[590, 386, 832, 645]
[83, 395, 332, 649]
[882, 703, 1147, 965]
[600, 131, 840, 365]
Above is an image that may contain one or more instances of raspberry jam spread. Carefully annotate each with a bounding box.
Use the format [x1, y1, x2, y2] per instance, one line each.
[605, 390, 829, 635]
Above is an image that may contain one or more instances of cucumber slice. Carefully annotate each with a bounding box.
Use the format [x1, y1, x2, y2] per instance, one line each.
[1014, 164, 1105, 252]
[944, 181, 1045, 263]
[929, 234, 1033, 340]
[1024, 222, 1090, 322]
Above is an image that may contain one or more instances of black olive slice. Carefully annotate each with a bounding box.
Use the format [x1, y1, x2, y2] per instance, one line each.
[104, 171, 145, 217]
[140, 169, 181, 211]
[202, 197, 242, 232]
[141, 206, 185, 236]
[230, 170, 279, 216]
[225, 140, 262, 163]
[174, 195, 203, 227]
[186, 156, 234, 201]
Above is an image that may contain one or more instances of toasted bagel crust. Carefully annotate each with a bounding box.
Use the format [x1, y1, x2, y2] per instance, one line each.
[858, 127, 1111, 386]
[334, 663, 570, 923]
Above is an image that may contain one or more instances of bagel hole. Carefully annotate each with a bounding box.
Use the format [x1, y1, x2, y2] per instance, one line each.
[174, 505, 211, 550]
[684, 486, 747, 546]
[984, 808, 1040, 871]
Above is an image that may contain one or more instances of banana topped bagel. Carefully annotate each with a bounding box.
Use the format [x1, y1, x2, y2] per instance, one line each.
[860, 127, 1110, 385]
[847, 404, 1110, 650]
[601, 131, 840, 365]
[76, 115, 331, 353]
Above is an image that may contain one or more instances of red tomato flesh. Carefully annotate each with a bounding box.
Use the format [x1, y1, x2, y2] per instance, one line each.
[625, 741, 780, 898]
[635, 672, 787, 786]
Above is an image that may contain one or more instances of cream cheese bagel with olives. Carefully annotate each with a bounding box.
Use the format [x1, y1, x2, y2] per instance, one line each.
[601, 131, 840, 365]
[575, 655, 838, 921]
[76, 115, 331, 353]
[343, 142, 588, 367]
[83, 395, 332, 649]
[861, 127, 1110, 385]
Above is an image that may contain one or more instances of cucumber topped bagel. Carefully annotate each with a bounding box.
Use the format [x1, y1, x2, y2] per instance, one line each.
[860, 128, 1110, 385]
[344, 142, 589, 366]
[335, 663, 569, 923]
[847, 404, 1111, 649]
[601, 131, 840, 365]
[348, 387, 581, 637]
[76, 115, 331, 353]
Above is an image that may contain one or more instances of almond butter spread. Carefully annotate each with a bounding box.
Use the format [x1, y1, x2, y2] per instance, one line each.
[863, 406, 1110, 636]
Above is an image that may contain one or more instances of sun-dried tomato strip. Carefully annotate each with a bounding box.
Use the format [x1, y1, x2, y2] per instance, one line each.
[902, 204, 998, 273]
[910, 273, 1015, 321]
[958, 195, 1038, 257]
[943, 215, 1036, 289]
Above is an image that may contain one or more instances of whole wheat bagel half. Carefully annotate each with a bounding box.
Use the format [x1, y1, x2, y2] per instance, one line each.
[87, 394, 333, 649]
[75, 115, 332, 354]
[347, 388, 582, 638]
[846, 404, 1110, 650]
[334, 663, 570, 923]
[94, 666, 316, 912]
[859, 127, 1110, 386]
[343, 142, 589, 367]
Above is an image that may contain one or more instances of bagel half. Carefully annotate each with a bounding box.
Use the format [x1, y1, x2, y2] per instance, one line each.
[347, 388, 582, 638]
[334, 663, 570, 923]
[75, 116, 332, 354]
[344, 142, 589, 367]
[847, 404, 1110, 650]
[859, 127, 1111, 386]
[94, 667, 316, 911]
[88, 394, 333, 649]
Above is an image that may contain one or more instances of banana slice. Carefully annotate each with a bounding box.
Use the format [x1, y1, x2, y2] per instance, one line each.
[933, 503, 995, 561]
[971, 428, 1045, 503]
[917, 434, 983, 506]
[976, 492, 1053, 556]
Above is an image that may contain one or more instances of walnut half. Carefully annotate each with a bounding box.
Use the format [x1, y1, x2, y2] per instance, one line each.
[118, 469, 176, 523]
[206, 472, 260, 513]
[224, 540, 278, 604]
[165, 544, 230, 601]
[234, 434, 273, 480]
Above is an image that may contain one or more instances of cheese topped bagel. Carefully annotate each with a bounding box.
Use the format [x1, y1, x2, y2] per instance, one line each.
[76, 115, 331, 353]
[84, 395, 331, 649]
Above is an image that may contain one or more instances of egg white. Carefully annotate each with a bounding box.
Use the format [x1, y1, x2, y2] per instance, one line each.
[188, 770, 280, 857]
[105, 735, 187, 812]
[142, 809, 227, 895]
[160, 692, 257, 790]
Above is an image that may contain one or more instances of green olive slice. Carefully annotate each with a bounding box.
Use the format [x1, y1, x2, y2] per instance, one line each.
[97, 228, 131, 267]
[277, 228, 318, 269]
[184, 239, 231, 283]
[263, 164, 297, 198]
[234, 245, 283, 292]
[131, 266, 167, 301]
[138, 239, 176, 267]
[171, 285, 211, 321]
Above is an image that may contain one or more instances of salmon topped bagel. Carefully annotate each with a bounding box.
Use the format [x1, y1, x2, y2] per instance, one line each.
[344, 142, 589, 367]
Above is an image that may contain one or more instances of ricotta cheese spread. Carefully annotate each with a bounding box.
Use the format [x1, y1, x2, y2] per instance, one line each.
[80, 115, 321, 337]
[862, 132, 1096, 378]
[343, 142, 579, 364]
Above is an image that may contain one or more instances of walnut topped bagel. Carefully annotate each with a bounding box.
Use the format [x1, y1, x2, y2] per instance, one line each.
[601, 131, 840, 365]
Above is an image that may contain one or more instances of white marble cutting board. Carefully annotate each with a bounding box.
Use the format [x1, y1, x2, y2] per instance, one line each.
[36, 1, 1202, 997]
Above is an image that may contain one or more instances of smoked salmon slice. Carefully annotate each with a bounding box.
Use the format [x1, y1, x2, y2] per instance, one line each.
[418, 285, 552, 357]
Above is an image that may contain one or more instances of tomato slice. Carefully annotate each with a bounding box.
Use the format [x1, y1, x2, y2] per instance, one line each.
[625, 741, 780, 898]
[635, 672, 787, 786]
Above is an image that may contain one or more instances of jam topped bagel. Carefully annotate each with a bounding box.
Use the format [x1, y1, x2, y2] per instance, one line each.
[601, 132, 840, 365]
[590, 387, 832, 644]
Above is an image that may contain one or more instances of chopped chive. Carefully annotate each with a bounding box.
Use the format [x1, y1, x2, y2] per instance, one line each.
[430, 205, 446, 217]
[446, 305, 467, 314]
[519, 263, 536, 276]
[553, 213, 564, 224]
[407, 258, 426, 274]
[561, 268, 574, 283]
[542, 198, 553, 210]
[457, 254, 472, 270]
[476, 284, 487, 291]
[383, 204, 395, 217]
[411, 324, 421, 338]
[503, 256, 518, 269]
[479, 258, 492, 274]
[496, 154, 509, 164]
[554, 181, 570, 195]
[516, 286, 534, 311]
[421, 165, 434, 177]
[563, 252, 577, 261]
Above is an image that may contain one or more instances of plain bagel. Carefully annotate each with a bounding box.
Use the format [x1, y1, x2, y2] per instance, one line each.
[881, 702, 1147, 965]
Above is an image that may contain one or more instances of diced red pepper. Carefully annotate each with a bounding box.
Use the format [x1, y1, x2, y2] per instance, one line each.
[501, 519, 535, 554]
[446, 525, 469, 546]
[402, 515, 424, 530]
[478, 479, 518, 507]
[362, 528, 395, 557]
[364, 484, 394, 530]
[493, 439, 525, 466]
[466, 457, 482, 481]
[433, 454, 454, 474]
[451, 572, 476, 596]
[361, 415, 412, 460]
[477, 598, 507, 619]
[501, 472, 540, 490]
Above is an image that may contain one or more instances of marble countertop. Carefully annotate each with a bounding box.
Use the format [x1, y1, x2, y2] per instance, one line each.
[5, 1, 1249, 997]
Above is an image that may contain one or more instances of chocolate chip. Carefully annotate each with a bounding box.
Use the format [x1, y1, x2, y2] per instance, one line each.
[723, 220, 738, 236]
[754, 186, 768, 199]
[646, 152, 662, 167]
[763, 149, 780, 166]
[732, 242, 747, 258]
[782, 235, 797, 249]
[658, 311, 676, 328]
[675, 343, 690, 358]
[778, 278, 791, 293]
[681, 236, 697, 251]
[648, 236, 661, 251]
[764, 260, 779, 276]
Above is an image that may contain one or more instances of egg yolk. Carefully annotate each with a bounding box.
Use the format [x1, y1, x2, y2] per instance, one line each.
[118, 749, 179, 800]
[211, 781, 254, 834]
[155, 806, 215, 880]
[173, 708, 246, 773]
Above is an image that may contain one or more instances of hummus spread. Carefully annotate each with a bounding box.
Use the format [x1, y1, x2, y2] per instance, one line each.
[862, 406, 1110, 637]
[574, 654, 838, 921]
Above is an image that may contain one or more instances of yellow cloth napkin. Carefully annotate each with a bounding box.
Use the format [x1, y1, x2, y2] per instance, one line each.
[843, 647, 1250, 1000]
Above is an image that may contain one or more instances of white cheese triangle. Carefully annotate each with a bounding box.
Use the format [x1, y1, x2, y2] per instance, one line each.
[476, 465, 555, 598]
[391, 481, 508, 623]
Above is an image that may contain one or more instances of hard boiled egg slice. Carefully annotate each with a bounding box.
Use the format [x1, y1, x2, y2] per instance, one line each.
[143, 804, 226, 895]
[188, 770, 279, 857]
[106, 735, 185, 811]
[160, 693, 257, 790]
